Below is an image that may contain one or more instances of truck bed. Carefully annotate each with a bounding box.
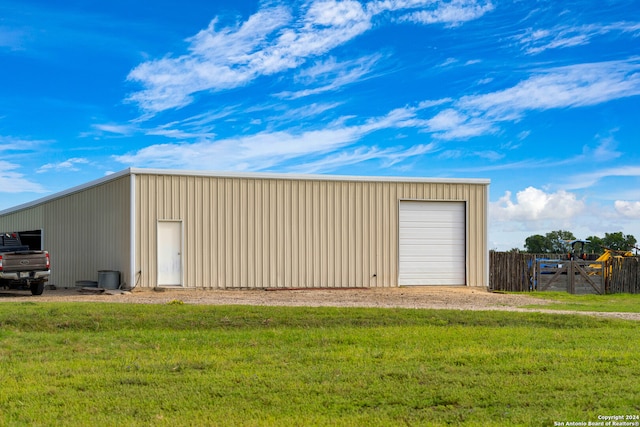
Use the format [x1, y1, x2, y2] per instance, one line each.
[0, 251, 49, 272]
[0, 245, 30, 253]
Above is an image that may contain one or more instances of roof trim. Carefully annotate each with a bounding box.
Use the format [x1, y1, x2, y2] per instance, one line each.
[1, 167, 490, 215]
[128, 167, 491, 184]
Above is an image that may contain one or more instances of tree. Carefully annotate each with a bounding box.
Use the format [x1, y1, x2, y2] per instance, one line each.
[524, 234, 549, 253]
[523, 231, 637, 255]
[545, 230, 576, 254]
[584, 236, 603, 254]
[524, 230, 576, 254]
[601, 232, 637, 251]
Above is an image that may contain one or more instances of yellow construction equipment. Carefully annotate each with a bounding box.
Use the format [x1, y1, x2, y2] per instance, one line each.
[568, 240, 635, 279]
[569, 240, 634, 261]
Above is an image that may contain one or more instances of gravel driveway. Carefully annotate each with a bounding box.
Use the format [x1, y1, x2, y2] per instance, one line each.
[2, 286, 639, 321]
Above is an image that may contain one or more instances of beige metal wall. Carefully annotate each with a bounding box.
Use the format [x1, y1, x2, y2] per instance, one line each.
[0, 176, 131, 287]
[135, 173, 488, 288]
[0, 205, 45, 236]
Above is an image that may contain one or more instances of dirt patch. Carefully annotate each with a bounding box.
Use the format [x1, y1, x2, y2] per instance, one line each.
[2, 286, 639, 321]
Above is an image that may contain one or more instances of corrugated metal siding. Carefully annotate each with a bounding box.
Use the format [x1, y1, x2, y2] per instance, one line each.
[0, 176, 131, 287]
[0, 206, 45, 236]
[135, 174, 488, 288]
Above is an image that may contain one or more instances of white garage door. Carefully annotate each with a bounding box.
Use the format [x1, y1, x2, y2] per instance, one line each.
[399, 201, 466, 285]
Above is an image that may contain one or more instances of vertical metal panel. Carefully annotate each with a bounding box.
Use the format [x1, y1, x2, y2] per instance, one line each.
[0, 206, 45, 236]
[0, 176, 131, 287]
[49, 177, 131, 287]
[1, 173, 488, 290]
[133, 173, 488, 289]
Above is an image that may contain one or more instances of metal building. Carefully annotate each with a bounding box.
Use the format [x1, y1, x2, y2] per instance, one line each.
[0, 168, 490, 289]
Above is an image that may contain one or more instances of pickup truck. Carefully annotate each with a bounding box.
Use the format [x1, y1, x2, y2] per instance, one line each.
[0, 232, 50, 295]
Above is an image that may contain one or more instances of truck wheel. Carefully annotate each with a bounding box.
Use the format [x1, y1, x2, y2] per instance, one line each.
[30, 281, 45, 296]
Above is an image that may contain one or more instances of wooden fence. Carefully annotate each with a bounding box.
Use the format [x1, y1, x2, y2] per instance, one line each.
[609, 257, 640, 294]
[536, 259, 605, 295]
[489, 251, 640, 294]
[489, 251, 536, 292]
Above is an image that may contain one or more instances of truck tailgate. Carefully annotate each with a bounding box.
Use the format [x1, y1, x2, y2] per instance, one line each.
[0, 251, 49, 272]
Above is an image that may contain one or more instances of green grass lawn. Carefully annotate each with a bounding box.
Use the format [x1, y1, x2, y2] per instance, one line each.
[522, 291, 640, 313]
[1, 302, 639, 426]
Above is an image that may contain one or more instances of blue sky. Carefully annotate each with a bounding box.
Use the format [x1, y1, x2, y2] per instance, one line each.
[1, 0, 639, 250]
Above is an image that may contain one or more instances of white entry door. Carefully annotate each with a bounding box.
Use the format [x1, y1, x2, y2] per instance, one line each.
[157, 221, 182, 286]
[398, 201, 466, 285]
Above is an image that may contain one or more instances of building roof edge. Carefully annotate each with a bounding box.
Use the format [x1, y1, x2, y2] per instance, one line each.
[1, 167, 490, 216]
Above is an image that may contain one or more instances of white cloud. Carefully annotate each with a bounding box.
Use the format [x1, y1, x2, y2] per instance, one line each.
[126, 6, 292, 112]
[92, 123, 136, 136]
[37, 158, 90, 173]
[426, 108, 464, 130]
[490, 191, 640, 250]
[517, 22, 640, 55]
[145, 123, 216, 140]
[615, 201, 640, 219]
[114, 108, 420, 171]
[305, 0, 369, 28]
[399, 0, 494, 26]
[473, 150, 503, 161]
[585, 134, 621, 162]
[491, 187, 585, 223]
[461, 60, 640, 115]
[563, 166, 640, 190]
[277, 54, 382, 99]
[439, 57, 458, 67]
[270, 102, 344, 122]
[93, 108, 243, 141]
[0, 135, 48, 151]
[180, 108, 239, 127]
[427, 59, 640, 140]
[418, 98, 453, 108]
[437, 56, 480, 68]
[114, 128, 358, 171]
[425, 108, 495, 139]
[289, 143, 437, 173]
[0, 161, 46, 193]
[116, 57, 640, 170]
[127, 0, 492, 114]
[127, 2, 371, 113]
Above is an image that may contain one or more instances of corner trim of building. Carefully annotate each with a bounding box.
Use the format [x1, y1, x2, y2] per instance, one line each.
[130, 172, 137, 290]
